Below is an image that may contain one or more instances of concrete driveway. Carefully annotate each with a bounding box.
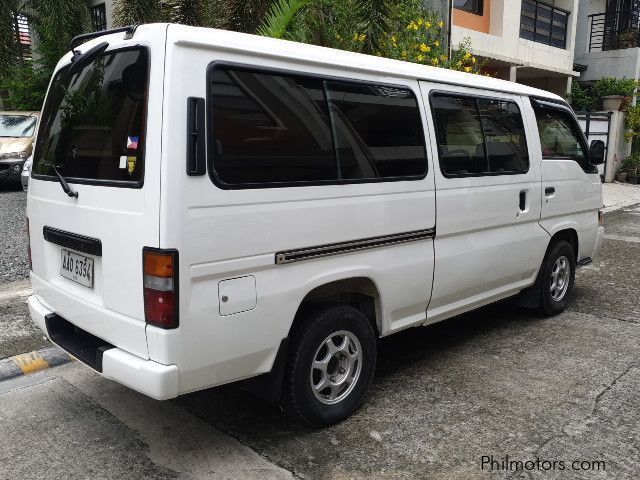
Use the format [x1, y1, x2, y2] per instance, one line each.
[1, 188, 639, 479]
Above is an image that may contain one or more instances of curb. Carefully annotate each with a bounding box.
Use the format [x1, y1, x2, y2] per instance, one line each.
[0, 347, 74, 382]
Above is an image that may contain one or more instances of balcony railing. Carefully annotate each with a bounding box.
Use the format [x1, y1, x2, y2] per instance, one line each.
[588, 10, 640, 52]
[520, 0, 570, 49]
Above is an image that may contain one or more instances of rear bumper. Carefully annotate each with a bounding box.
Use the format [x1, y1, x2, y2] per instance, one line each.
[28, 294, 179, 400]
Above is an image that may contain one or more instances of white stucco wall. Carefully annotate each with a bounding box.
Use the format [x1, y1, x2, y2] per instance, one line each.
[574, 0, 640, 81]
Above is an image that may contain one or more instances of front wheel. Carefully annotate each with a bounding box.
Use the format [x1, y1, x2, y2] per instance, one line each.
[280, 304, 377, 427]
[536, 240, 576, 316]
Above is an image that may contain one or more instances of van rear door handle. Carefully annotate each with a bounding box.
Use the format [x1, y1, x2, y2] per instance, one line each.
[519, 190, 527, 212]
[545, 187, 555, 196]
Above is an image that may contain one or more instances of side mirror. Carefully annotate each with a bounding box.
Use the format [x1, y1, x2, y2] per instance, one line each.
[589, 140, 606, 165]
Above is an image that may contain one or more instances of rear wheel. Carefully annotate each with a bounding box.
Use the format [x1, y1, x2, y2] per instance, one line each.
[536, 240, 576, 316]
[280, 304, 376, 427]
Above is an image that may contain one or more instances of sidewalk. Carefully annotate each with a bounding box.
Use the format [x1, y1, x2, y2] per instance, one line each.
[602, 182, 640, 212]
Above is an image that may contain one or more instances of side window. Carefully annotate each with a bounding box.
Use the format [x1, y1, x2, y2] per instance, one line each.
[432, 93, 528, 177]
[478, 99, 529, 173]
[325, 82, 427, 179]
[533, 107, 587, 166]
[208, 65, 428, 188]
[431, 95, 486, 175]
[209, 67, 336, 185]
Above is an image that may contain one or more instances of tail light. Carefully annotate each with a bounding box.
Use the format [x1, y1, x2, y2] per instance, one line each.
[26, 217, 32, 271]
[143, 248, 179, 329]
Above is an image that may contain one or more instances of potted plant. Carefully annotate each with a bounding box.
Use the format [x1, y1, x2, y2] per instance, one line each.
[622, 154, 640, 183]
[594, 77, 638, 111]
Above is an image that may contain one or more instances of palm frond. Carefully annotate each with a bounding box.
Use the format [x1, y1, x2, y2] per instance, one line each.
[353, 0, 391, 54]
[112, 0, 165, 27]
[200, 0, 231, 29]
[258, 0, 309, 39]
[164, 0, 203, 26]
[228, 0, 275, 33]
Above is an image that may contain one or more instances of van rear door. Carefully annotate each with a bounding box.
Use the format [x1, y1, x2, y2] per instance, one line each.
[27, 26, 166, 359]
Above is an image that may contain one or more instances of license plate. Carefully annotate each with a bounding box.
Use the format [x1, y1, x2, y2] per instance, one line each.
[60, 249, 94, 288]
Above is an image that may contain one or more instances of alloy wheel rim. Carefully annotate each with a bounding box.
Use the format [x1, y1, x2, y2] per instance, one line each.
[550, 255, 570, 301]
[310, 330, 362, 405]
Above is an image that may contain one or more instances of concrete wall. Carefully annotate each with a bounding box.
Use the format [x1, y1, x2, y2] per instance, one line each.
[452, 0, 580, 78]
[574, 0, 640, 81]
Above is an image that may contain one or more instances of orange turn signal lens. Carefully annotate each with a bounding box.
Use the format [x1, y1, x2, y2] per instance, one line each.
[144, 250, 174, 277]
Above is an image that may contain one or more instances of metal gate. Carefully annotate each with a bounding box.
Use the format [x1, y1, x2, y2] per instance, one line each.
[576, 111, 612, 178]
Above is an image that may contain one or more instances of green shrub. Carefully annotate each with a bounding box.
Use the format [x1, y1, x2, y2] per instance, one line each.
[569, 81, 597, 110]
[594, 77, 637, 98]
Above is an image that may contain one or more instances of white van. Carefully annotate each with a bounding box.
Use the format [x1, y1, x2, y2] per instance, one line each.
[27, 24, 604, 426]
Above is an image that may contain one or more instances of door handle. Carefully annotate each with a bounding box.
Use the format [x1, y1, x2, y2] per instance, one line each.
[519, 190, 527, 212]
[545, 187, 555, 197]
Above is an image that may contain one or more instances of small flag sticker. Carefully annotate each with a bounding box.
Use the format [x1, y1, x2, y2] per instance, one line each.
[127, 136, 139, 150]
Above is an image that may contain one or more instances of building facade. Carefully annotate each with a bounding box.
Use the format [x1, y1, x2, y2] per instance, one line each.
[451, 0, 580, 95]
[574, 0, 640, 81]
[86, 0, 114, 32]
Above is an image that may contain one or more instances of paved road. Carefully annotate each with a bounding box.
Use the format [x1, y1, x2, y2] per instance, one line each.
[1, 197, 639, 479]
[0, 187, 48, 359]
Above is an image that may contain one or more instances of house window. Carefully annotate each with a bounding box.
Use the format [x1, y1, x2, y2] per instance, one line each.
[520, 0, 570, 49]
[91, 3, 107, 32]
[14, 14, 32, 62]
[454, 0, 484, 15]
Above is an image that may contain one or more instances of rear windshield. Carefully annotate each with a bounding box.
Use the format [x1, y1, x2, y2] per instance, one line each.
[33, 47, 149, 187]
[0, 115, 37, 138]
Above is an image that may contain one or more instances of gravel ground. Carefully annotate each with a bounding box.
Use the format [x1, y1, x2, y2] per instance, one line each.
[0, 186, 28, 284]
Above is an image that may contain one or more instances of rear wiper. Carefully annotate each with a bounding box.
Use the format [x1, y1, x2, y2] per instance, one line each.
[52, 166, 78, 198]
[66, 42, 109, 79]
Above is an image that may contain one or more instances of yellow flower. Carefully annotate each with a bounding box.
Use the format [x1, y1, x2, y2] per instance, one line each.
[432, 58, 439, 65]
[464, 51, 472, 59]
[464, 66, 472, 72]
[407, 22, 416, 30]
[417, 18, 423, 26]
[417, 54, 425, 62]
[391, 35, 397, 43]
[419, 43, 431, 52]
[359, 33, 366, 41]
[438, 21, 444, 28]
[401, 51, 408, 58]
[434, 40, 440, 47]
[440, 54, 448, 61]
[425, 22, 432, 29]
[353, 33, 358, 41]
[472, 56, 477, 63]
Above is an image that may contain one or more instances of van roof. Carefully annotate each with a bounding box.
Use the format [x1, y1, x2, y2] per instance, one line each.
[164, 23, 566, 103]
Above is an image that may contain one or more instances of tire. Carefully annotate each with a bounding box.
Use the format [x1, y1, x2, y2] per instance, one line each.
[280, 303, 377, 427]
[536, 240, 576, 316]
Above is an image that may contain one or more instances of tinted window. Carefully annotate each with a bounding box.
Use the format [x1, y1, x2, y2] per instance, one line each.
[210, 68, 336, 185]
[478, 99, 529, 173]
[326, 82, 427, 179]
[534, 107, 587, 166]
[432, 95, 485, 175]
[208, 66, 427, 187]
[432, 94, 528, 176]
[33, 48, 148, 185]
